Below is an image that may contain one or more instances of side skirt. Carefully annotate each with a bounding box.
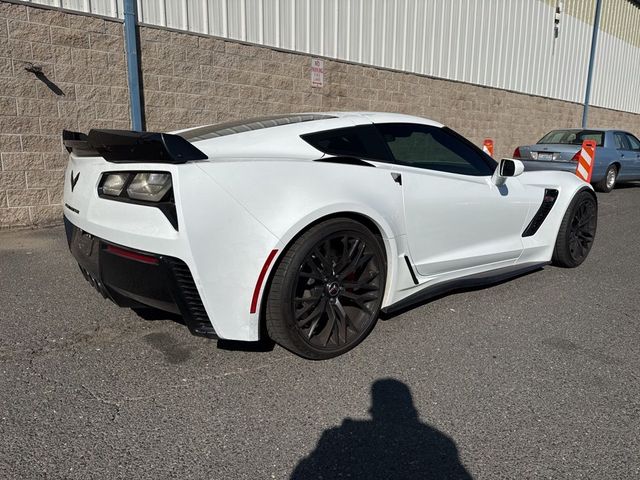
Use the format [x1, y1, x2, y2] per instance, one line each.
[381, 261, 549, 315]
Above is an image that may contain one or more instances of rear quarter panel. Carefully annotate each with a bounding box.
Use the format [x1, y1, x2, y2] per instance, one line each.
[195, 159, 410, 308]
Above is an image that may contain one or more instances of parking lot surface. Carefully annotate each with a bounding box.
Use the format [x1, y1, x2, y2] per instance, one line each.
[1, 186, 639, 479]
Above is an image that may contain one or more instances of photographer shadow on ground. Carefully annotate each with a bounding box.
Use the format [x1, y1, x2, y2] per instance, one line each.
[291, 378, 472, 480]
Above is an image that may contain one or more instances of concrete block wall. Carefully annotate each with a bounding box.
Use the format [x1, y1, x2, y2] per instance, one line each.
[1, 1, 640, 229]
[0, 1, 129, 228]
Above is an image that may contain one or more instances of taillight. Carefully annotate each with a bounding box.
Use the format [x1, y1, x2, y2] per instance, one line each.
[571, 151, 580, 162]
[98, 171, 172, 202]
[127, 173, 172, 202]
[513, 147, 521, 158]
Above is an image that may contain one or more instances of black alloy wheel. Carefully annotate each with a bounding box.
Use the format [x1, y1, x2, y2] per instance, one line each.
[266, 219, 386, 359]
[294, 232, 382, 349]
[567, 198, 597, 263]
[552, 191, 597, 268]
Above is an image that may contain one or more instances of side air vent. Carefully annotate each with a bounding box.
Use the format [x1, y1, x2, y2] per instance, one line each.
[522, 189, 559, 237]
[404, 255, 419, 285]
[165, 257, 217, 338]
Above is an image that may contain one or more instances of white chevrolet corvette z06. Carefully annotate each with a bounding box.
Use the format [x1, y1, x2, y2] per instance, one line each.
[62, 112, 597, 359]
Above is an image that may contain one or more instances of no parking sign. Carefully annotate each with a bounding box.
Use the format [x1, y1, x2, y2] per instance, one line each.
[311, 59, 324, 88]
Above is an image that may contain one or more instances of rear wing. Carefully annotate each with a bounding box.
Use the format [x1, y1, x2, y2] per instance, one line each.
[62, 129, 208, 164]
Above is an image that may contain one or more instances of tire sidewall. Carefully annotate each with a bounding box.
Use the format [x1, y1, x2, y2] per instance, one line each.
[605, 165, 617, 192]
[554, 191, 597, 268]
[274, 219, 386, 359]
[596, 165, 617, 193]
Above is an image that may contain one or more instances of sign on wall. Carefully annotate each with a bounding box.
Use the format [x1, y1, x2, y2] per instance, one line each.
[311, 59, 324, 88]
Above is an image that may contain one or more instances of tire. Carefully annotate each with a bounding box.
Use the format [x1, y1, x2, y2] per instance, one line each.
[594, 164, 617, 193]
[552, 190, 597, 268]
[266, 218, 386, 360]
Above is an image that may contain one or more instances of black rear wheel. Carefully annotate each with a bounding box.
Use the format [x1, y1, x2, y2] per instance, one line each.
[594, 165, 617, 193]
[552, 190, 597, 268]
[266, 218, 386, 359]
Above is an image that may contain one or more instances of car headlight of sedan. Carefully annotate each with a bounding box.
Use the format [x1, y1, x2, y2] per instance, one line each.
[126, 173, 172, 202]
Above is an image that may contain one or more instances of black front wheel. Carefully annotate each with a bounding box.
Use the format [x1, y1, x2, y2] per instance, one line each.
[266, 218, 386, 359]
[552, 190, 597, 268]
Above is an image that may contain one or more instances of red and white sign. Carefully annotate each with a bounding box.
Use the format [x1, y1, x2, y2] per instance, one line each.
[311, 58, 324, 88]
[575, 140, 596, 183]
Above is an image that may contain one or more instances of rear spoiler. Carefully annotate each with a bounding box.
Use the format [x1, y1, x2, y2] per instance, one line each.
[62, 129, 208, 164]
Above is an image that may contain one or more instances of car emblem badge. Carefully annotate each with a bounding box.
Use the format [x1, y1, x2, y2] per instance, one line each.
[71, 171, 80, 191]
[327, 282, 340, 297]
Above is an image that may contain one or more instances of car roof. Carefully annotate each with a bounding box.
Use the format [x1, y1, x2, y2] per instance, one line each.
[174, 111, 444, 138]
[546, 128, 618, 132]
[174, 112, 445, 160]
[327, 111, 444, 127]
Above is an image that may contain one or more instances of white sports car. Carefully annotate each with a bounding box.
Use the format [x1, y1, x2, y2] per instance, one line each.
[62, 112, 597, 359]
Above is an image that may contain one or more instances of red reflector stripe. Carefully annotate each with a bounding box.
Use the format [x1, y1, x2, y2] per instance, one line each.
[250, 249, 278, 314]
[105, 244, 159, 265]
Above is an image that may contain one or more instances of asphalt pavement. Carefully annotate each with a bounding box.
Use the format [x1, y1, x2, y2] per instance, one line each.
[1, 186, 639, 479]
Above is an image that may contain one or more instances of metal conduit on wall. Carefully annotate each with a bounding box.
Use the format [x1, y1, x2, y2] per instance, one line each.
[23, 0, 640, 115]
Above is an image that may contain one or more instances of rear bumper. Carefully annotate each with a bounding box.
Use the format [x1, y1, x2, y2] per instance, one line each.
[64, 215, 217, 338]
[521, 160, 604, 182]
[521, 160, 576, 174]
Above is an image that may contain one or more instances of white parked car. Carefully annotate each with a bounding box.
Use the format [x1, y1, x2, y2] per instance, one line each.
[63, 112, 597, 359]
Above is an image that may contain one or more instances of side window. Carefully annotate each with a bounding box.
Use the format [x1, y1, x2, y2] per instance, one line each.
[301, 125, 390, 161]
[625, 133, 640, 151]
[376, 123, 494, 176]
[614, 132, 629, 150]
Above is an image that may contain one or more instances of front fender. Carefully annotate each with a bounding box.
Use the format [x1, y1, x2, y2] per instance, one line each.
[518, 170, 594, 264]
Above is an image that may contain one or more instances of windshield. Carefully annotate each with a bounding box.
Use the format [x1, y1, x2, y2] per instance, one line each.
[537, 130, 604, 146]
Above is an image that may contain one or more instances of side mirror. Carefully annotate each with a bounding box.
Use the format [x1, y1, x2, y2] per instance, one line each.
[492, 158, 524, 186]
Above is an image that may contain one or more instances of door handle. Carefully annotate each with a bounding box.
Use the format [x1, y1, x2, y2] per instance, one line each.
[391, 172, 402, 185]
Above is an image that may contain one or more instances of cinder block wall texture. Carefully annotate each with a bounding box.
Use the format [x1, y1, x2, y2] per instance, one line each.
[2, 1, 640, 229]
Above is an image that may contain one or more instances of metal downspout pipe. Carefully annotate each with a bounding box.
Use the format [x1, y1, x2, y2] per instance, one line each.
[582, 0, 603, 128]
[123, 0, 144, 131]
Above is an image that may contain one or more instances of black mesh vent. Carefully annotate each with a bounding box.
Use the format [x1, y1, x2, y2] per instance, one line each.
[522, 189, 559, 237]
[165, 257, 211, 326]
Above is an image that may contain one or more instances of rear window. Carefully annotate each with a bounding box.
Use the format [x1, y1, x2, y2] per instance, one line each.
[537, 130, 604, 147]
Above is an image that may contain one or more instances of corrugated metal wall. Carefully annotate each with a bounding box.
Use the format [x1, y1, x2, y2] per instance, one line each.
[23, 0, 640, 114]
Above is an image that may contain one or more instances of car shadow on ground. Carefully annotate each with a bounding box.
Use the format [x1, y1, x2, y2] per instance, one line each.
[290, 378, 473, 479]
[614, 182, 640, 190]
[131, 307, 275, 352]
